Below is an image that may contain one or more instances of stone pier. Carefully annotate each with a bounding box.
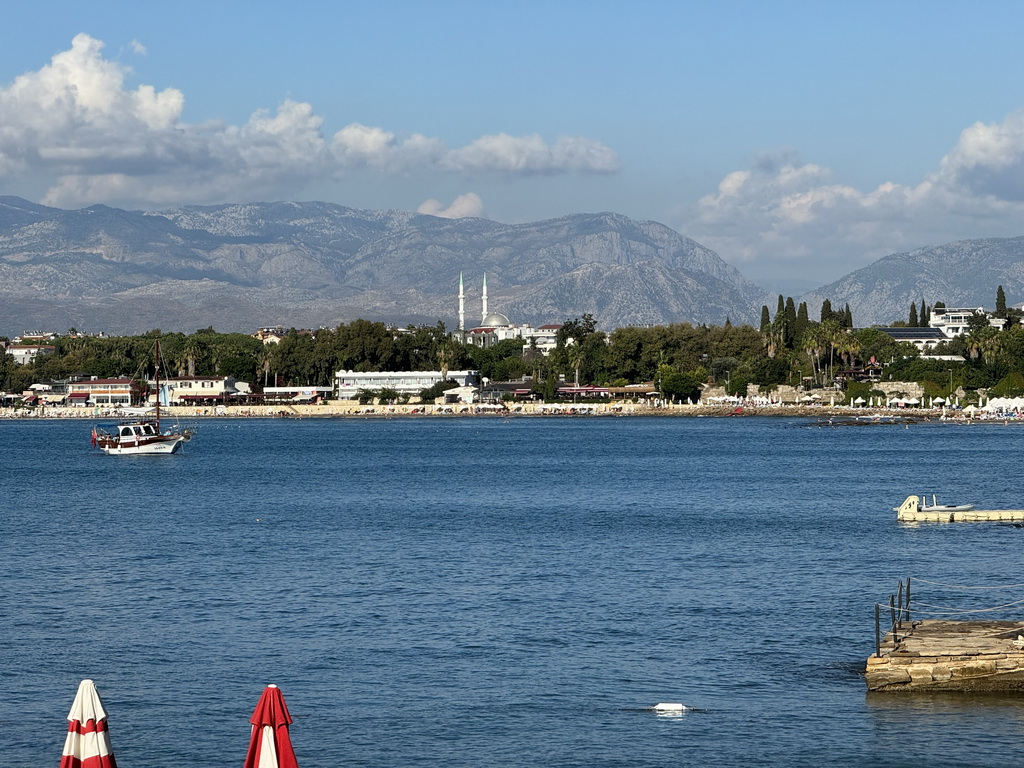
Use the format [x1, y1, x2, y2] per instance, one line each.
[866, 620, 1024, 691]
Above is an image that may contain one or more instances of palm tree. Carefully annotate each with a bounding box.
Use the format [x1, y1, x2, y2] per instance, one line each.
[567, 342, 585, 387]
[834, 332, 861, 369]
[802, 325, 826, 385]
[257, 346, 272, 389]
[762, 318, 785, 360]
[964, 327, 988, 361]
[981, 327, 1001, 365]
[179, 337, 204, 377]
[819, 319, 843, 382]
[436, 339, 456, 382]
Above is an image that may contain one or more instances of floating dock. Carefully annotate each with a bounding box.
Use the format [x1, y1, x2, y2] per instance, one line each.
[866, 619, 1024, 691]
[895, 495, 1024, 522]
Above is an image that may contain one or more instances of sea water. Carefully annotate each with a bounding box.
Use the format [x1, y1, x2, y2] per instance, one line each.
[4, 415, 1024, 767]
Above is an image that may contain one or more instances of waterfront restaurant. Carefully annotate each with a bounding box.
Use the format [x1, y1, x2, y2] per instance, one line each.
[161, 375, 248, 405]
[65, 378, 137, 407]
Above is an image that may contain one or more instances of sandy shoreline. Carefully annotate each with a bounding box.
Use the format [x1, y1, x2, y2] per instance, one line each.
[0, 402, 980, 420]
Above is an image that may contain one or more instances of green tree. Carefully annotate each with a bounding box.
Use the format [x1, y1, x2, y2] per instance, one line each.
[833, 331, 861, 369]
[997, 285, 1008, 318]
[802, 324, 826, 385]
[544, 369, 557, 401]
[418, 379, 457, 403]
[990, 371, 1024, 397]
[908, 302, 918, 327]
[659, 367, 702, 402]
[784, 297, 797, 348]
[436, 338, 457, 381]
[774, 295, 786, 342]
[376, 387, 400, 404]
[567, 343, 585, 386]
[820, 299, 834, 324]
[796, 302, 809, 344]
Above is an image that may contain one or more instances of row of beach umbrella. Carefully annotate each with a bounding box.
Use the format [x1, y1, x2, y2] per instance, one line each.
[60, 679, 298, 768]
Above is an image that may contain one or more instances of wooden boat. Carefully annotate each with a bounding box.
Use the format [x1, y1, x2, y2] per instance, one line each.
[91, 340, 192, 455]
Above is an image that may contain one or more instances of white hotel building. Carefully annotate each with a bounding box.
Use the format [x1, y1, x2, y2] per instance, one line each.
[335, 370, 478, 400]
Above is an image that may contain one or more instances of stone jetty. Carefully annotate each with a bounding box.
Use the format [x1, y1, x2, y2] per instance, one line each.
[866, 620, 1024, 691]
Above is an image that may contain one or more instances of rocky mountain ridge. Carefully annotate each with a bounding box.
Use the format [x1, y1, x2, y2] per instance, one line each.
[0, 197, 771, 336]
[800, 237, 1024, 326]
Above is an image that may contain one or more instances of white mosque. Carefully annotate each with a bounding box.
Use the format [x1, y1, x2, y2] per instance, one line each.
[454, 273, 560, 355]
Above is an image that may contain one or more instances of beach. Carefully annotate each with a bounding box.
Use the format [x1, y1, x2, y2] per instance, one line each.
[0, 400, 964, 420]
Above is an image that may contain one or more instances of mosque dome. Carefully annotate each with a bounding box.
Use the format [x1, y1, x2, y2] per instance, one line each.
[481, 312, 512, 327]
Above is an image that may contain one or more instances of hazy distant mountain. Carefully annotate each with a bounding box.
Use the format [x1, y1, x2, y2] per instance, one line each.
[802, 237, 1024, 327]
[0, 197, 772, 336]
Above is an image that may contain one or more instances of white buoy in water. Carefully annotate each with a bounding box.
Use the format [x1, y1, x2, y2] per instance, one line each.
[653, 703, 687, 712]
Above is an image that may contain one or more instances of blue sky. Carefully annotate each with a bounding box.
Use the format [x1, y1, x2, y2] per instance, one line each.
[4, 1, 1024, 292]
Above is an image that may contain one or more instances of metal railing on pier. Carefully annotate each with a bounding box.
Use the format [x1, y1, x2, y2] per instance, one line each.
[875, 577, 911, 656]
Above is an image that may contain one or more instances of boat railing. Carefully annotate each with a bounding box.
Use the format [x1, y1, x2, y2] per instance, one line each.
[875, 577, 911, 656]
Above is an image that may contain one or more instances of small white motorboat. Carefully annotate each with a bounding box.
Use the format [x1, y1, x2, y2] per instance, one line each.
[919, 495, 974, 513]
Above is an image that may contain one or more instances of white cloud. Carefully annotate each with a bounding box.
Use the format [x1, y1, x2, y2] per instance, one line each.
[0, 35, 619, 208]
[444, 133, 619, 174]
[329, 124, 446, 172]
[683, 120, 1024, 284]
[937, 111, 1024, 202]
[417, 193, 485, 219]
[130, 39, 147, 55]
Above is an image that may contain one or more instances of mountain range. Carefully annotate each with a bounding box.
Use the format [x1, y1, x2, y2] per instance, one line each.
[0, 194, 1022, 337]
[801, 237, 1024, 326]
[0, 197, 771, 337]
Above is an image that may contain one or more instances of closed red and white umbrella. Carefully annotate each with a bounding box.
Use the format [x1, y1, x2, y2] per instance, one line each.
[59, 679, 117, 768]
[243, 684, 299, 768]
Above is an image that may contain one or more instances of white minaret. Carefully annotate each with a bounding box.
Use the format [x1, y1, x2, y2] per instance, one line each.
[482, 273, 488, 323]
[458, 272, 465, 331]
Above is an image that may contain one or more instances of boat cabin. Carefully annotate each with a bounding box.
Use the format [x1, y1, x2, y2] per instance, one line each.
[119, 423, 158, 438]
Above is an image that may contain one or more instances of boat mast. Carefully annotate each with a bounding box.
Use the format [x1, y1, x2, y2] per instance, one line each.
[154, 339, 161, 429]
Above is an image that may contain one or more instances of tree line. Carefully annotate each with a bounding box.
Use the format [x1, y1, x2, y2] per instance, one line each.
[6, 285, 1024, 403]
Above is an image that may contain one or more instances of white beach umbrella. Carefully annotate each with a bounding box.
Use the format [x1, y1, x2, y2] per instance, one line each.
[60, 679, 116, 768]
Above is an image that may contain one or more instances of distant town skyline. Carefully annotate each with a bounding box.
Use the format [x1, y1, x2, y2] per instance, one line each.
[4, 2, 1024, 293]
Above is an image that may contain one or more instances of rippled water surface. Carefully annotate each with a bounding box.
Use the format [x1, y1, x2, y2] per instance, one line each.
[5, 416, 1024, 766]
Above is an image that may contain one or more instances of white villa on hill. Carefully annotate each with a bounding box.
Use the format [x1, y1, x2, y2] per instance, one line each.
[7, 344, 56, 365]
[928, 307, 1005, 338]
[880, 305, 1010, 351]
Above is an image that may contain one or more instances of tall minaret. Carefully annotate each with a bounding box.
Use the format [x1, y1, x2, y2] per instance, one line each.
[482, 273, 488, 323]
[458, 272, 465, 331]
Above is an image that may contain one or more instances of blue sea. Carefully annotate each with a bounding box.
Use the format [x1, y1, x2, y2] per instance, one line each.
[5, 415, 1024, 767]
